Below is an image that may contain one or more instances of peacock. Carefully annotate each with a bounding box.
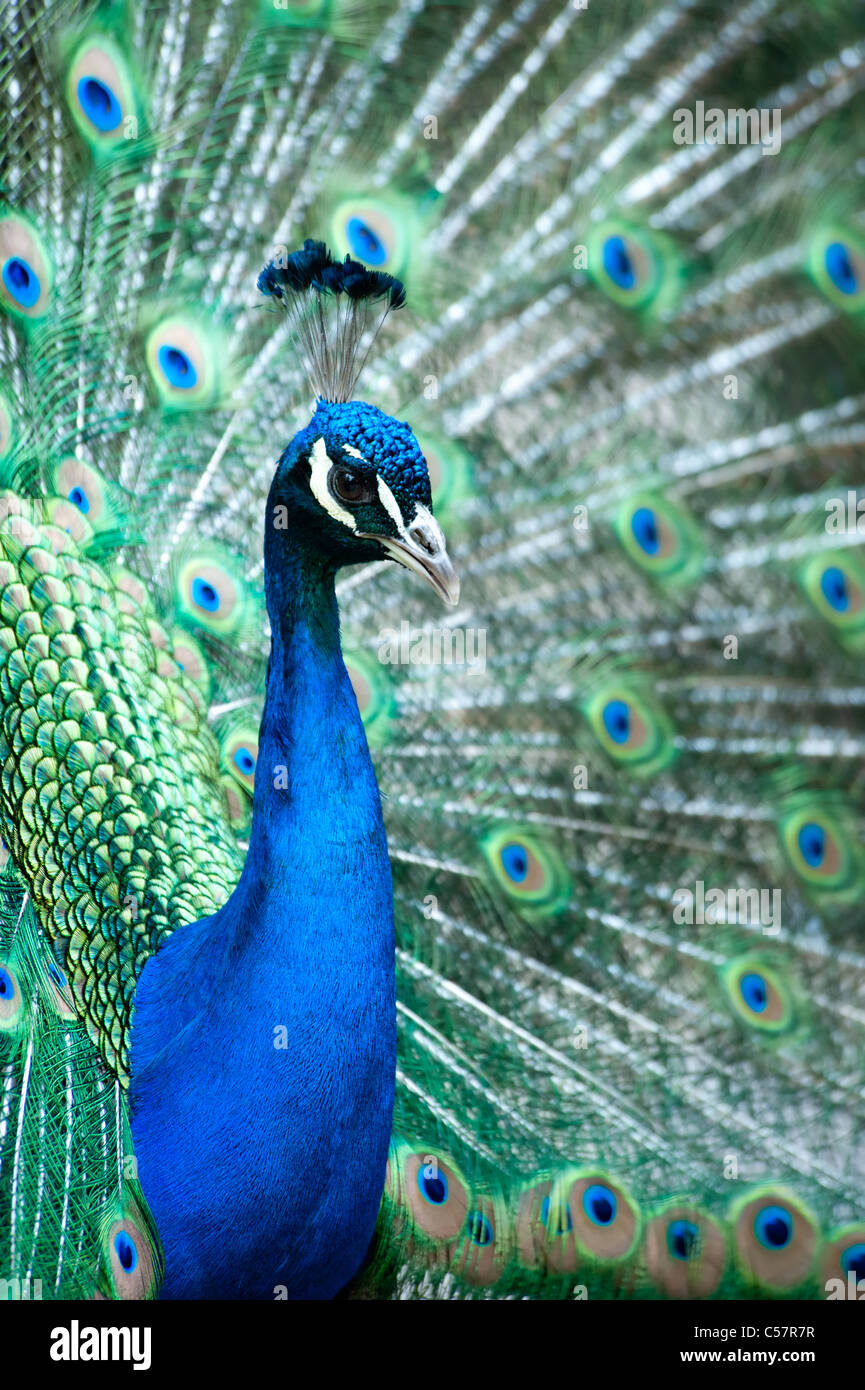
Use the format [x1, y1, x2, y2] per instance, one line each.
[1, 0, 864, 1304]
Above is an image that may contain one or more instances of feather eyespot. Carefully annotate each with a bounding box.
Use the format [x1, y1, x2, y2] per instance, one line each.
[0, 960, 23, 1029]
[104, 1206, 161, 1299]
[50, 458, 117, 532]
[66, 36, 139, 150]
[467, 1211, 493, 1246]
[586, 220, 680, 313]
[175, 549, 249, 636]
[532, 1171, 640, 1271]
[145, 315, 221, 408]
[399, 1150, 469, 1242]
[0, 213, 53, 320]
[564, 1171, 640, 1262]
[739, 971, 768, 1013]
[501, 842, 530, 884]
[821, 1227, 865, 1291]
[821, 566, 849, 610]
[346, 217, 386, 266]
[233, 748, 255, 777]
[602, 698, 632, 744]
[192, 577, 220, 612]
[667, 1218, 699, 1259]
[418, 1167, 448, 1206]
[799, 552, 865, 644]
[841, 1243, 865, 1280]
[603, 235, 638, 289]
[732, 1189, 817, 1290]
[753, 1205, 792, 1251]
[615, 493, 703, 583]
[721, 956, 794, 1034]
[807, 226, 865, 312]
[585, 683, 675, 774]
[455, 1195, 508, 1287]
[219, 723, 260, 795]
[158, 345, 197, 389]
[2, 256, 40, 307]
[778, 801, 863, 900]
[114, 1230, 138, 1273]
[78, 77, 122, 132]
[328, 192, 417, 279]
[631, 506, 660, 553]
[481, 825, 570, 917]
[582, 1183, 617, 1227]
[825, 242, 859, 295]
[645, 1205, 726, 1298]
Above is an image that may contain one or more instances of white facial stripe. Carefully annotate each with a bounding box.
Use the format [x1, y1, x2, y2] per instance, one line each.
[376, 475, 413, 538]
[311, 440, 435, 549]
[310, 436, 357, 532]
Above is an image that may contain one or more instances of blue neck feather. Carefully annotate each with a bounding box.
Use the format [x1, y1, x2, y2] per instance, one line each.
[130, 488, 396, 1299]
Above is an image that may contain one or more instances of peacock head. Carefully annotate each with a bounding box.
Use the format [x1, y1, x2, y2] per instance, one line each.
[269, 397, 459, 606]
[259, 239, 459, 606]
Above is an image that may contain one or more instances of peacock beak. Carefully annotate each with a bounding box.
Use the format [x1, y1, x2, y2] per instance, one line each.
[360, 506, 460, 608]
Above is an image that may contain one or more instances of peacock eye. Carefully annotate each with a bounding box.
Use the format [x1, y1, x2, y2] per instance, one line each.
[329, 465, 375, 506]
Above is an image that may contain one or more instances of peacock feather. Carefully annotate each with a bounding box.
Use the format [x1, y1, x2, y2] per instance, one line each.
[0, 0, 864, 1303]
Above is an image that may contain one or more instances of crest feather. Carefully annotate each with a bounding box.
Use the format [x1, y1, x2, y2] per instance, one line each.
[257, 239, 405, 402]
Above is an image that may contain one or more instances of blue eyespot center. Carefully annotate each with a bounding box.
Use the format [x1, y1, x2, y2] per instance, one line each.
[157, 344, 198, 389]
[602, 235, 636, 290]
[191, 577, 220, 612]
[346, 217, 387, 267]
[739, 971, 768, 1014]
[797, 821, 825, 868]
[468, 1212, 493, 1247]
[667, 1219, 699, 1261]
[0, 966, 13, 999]
[540, 1195, 573, 1236]
[820, 565, 849, 612]
[602, 698, 630, 744]
[67, 485, 90, 514]
[825, 242, 859, 296]
[77, 76, 122, 133]
[418, 1168, 448, 1206]
[233, 748, 255, 777]
[583, 1183, 617, 1227]
[754, 1205, 792, 1251]
[114, 1230, 138, 1274]
[841, 1243, 865, 1283]
[631, 506, 660, 555]
[2, 257, 41, 308]
[501, 842, 529, 883]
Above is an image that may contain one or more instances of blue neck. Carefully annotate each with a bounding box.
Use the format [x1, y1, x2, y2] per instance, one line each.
[130, 531, 396, 1299]
[234, 543, 388, 965]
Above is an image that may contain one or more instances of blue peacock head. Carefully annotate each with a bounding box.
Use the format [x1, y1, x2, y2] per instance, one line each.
[259, 241, 459, 606]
